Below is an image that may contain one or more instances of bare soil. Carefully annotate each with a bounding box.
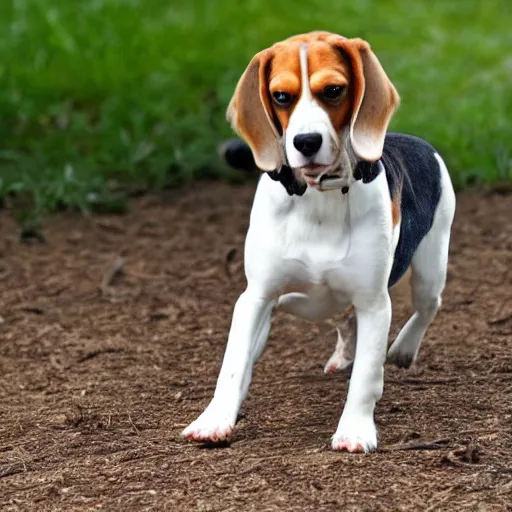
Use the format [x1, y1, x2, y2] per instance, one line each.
[0, 182, 511, 511]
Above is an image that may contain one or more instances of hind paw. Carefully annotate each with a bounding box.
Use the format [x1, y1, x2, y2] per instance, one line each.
[387, 342, 416, 368]
[324, 328, 354, 374]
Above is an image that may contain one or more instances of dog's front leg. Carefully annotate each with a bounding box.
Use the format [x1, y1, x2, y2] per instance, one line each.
[332, 294, 391, 453]
[182, 288, 275, 443]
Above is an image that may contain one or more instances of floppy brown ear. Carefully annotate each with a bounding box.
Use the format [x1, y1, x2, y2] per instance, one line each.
[330, 37, 400, 162]
[226, 50, 284, 171]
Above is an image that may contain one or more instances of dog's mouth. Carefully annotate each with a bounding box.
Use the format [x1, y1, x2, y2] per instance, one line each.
[299, 165, 347, 191]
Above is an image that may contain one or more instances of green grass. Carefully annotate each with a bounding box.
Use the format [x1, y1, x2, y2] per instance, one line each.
[0, 0, 510, 216]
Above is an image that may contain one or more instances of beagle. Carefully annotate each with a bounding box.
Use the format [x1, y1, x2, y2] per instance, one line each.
[183, 31, 456, 452]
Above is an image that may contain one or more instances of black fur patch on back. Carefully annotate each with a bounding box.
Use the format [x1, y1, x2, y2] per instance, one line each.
[355, 133, 443, 287]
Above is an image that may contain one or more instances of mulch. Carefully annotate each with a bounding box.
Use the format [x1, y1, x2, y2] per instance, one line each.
[0, 181, 511, 511]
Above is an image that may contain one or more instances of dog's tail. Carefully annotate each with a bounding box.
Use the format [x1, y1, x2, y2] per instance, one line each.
[218, 139, 257, 172]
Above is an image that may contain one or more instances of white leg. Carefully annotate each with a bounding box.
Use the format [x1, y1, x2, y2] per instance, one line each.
[386, 271, 442, 368]
[332, 294, 391, 453]
[387, 162, 455, 368]
[183, 289, 275, 442]
[324, 311, 356, 375]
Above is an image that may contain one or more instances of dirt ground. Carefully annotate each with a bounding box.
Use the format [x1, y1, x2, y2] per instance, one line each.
[0, 181, 511, 511]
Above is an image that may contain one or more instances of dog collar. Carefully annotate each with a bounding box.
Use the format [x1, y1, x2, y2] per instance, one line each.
[270, 159, 382, 197]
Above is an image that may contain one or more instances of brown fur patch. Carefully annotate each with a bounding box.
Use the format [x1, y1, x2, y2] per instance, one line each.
[227, 48, 283, 171]
[307, 42, 352, 131]
[268, 45, 301, 131]
[266, 33, 353, 133]
[391, 188, 402, 227]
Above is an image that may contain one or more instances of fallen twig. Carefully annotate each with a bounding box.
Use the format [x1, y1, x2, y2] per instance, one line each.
[488, 313, 512, 326]
[100, 256, 124, 293]
[380, 438, 451, 452]
[77, 347, 124, 363]
[125, 270, 169, 280]
[95, 220, 126, 234]
[387, 377, 459, 386]
[128, 414, 140, 435]
[0, 463, 24, 479]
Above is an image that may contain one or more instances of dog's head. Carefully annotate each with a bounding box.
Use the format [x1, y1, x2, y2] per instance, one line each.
[227, 31, 399, 190]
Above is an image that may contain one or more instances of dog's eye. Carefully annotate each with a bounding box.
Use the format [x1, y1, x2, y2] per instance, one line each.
[322, 85, 345, 102]
[272, 91, 292, 107]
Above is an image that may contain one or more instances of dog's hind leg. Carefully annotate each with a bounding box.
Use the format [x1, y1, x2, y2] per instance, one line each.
[387, 156, 455, 368]
[278, 292, 355, 374]
[324, 309, 356, 375]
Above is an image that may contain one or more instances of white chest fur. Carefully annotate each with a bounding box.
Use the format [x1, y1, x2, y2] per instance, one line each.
[244, 168, 396, 305]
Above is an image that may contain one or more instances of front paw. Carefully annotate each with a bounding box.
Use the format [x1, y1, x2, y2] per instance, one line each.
[331, 414, 377, 453]
[182, 404, 235, 443]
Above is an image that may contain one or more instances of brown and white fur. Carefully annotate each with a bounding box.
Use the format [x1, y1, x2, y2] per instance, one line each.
[182, 32, 456, 452]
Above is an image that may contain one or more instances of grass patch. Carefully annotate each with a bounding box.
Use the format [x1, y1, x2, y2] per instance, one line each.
[0, 0, 510, 215]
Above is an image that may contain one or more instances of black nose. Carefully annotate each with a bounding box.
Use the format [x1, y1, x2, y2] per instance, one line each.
[293, 133, 323, 157]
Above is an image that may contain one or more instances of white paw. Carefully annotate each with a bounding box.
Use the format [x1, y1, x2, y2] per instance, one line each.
[324, 328, 354, 374]
[386, 340, 417, 368]
[324, 353, 353, 375]
[331, 414, 378, 453]
[182, 403, 235, 443]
